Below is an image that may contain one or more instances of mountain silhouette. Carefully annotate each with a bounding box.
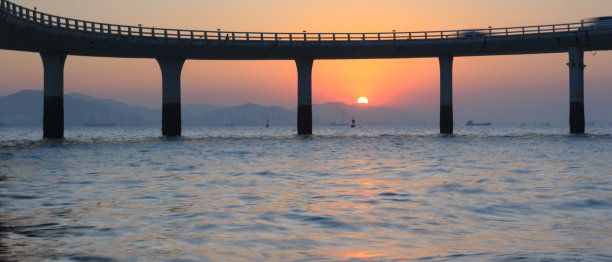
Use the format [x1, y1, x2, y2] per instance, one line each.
[0, 90, 427, 127]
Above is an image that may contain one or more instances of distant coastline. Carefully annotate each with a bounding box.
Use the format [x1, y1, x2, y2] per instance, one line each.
[0, 90, 427, 127]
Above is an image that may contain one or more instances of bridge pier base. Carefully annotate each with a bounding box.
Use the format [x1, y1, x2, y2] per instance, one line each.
[157, 58, 185, 136]
[568, 47, 585, 134]
[296, 58, 313, 135]
[439, 56, 453, 134]
[41, 53, 67, 139]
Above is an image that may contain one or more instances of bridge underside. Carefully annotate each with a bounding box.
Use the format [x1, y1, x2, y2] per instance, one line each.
[1, 9, 609, 137]
[2, 11, 612, 60]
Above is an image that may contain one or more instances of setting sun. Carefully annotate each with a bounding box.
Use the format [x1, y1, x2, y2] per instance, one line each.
[357, 97, 369, 104]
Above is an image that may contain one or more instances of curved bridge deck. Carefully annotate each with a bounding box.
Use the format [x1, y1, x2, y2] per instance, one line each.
[2, 0, 612, 59]
[0, 0, 610, 137]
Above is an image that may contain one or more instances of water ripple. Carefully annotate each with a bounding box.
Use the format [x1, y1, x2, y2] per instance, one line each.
[1, 126, 611, 260]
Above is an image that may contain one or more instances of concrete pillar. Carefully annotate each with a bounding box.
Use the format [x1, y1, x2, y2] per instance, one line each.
[439, 56, 453, 134]
[296, 58, 313, 135]
[568, 47, 585, 134]
[157, 58, 185, 136]
[40, 53, 67, 139]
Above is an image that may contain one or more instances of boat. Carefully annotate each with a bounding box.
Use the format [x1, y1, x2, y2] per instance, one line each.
[265, 119, 269, 128]
[350, 117, 356, 128]
[466, 120, 491, 126]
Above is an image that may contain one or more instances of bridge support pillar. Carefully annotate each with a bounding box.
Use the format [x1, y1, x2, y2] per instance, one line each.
[157, 58, 185, 136]
[439, 56, 453, 134]
[41, 53, 67, 139]
[568, 47, 585, 134]
[296, 58, 313, 135]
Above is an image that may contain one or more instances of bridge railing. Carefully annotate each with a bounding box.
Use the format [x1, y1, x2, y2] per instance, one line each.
[1, 0, 610, 42]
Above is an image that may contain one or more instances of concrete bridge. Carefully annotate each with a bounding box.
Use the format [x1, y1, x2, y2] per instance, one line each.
[1, 0, 611, 138]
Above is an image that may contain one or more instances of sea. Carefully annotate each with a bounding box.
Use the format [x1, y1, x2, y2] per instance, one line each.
[0, 125, 611, 261]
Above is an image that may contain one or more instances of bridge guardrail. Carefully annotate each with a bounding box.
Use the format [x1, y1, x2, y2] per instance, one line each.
[1, 0, 609, 42]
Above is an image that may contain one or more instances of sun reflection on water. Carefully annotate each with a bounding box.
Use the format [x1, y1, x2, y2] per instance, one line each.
[1, 127, 611, 260]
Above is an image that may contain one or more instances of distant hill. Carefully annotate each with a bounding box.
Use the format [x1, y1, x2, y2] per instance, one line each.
[0, 90, 159, 126]
[183, 103, 221, 117]
[0, 90, 428, 127]
[0, 90, 43, 126]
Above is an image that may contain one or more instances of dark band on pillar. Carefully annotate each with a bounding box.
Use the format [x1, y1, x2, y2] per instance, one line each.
[569, 102, 584, 134]
[440, 104, 453, 134]
[297, 104, 312, 134]
[43, 96, 64, 138]
[162, 102, 181, 136]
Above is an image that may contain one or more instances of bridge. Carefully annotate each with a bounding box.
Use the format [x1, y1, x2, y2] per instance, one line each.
[1, 0, 611, 138]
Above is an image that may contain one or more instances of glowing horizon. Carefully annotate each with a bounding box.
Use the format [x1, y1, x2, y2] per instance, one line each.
[1, 0, 612, 123]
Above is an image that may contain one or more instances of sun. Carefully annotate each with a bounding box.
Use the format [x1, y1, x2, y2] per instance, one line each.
[357, 97, 369, 104]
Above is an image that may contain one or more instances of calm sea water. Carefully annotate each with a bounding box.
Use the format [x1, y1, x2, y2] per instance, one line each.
[0, 125, 611, 261]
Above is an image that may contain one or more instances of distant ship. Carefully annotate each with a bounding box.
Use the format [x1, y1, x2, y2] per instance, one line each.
[466, 120, 491, 126]
[350, 117, 356, 128]
[265, 119, 269, 128]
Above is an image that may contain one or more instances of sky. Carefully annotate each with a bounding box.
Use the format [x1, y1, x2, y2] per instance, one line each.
[1, 0, 612, 124]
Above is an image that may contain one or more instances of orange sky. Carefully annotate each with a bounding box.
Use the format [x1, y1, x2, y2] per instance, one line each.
[1, 0, 612, 123]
